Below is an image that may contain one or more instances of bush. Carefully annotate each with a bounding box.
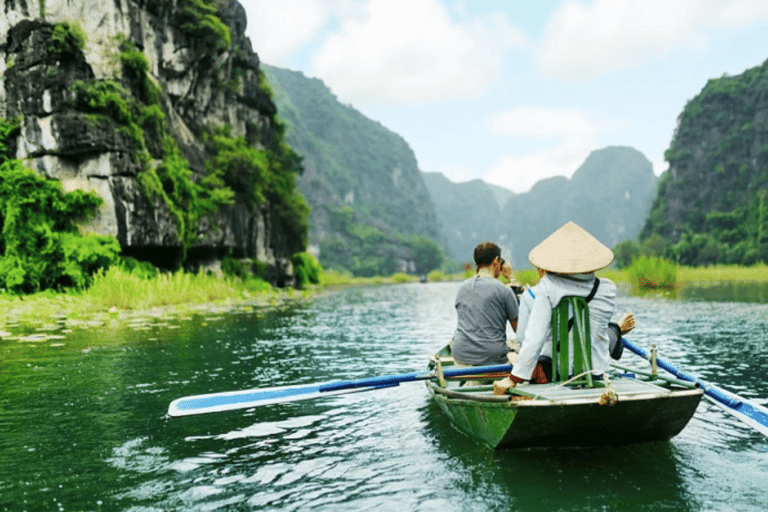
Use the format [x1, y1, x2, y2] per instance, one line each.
[626, 256, 677, 291]
[613, 240, 642, 269]
[0, 160, 120, 292]
[391, 272, 416, 283]
[0, 117, 21, 164]
[58, 233, 122, 288]
[427, 270, 447, 282]
[178, 0, 231, 50]
[221, 256, 251, 280]
[292, 252, 322, 288]
[119, 257, 158, 279]
[49, 22, 86, 58]
[407, 234, 443, 274]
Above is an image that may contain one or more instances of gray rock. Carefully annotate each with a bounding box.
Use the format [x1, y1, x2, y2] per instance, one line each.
[1, 0, 300, 285]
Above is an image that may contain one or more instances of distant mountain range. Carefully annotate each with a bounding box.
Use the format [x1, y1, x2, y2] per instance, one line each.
[262, 65, 445, 275]
[263, 64, 658, 273]
[425, 146, 658, 268]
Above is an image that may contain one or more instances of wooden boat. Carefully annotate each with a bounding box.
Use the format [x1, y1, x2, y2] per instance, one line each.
[426, 345, 703, 449]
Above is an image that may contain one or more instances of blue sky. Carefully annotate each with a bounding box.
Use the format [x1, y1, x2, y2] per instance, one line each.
[243, 0, 768, 193]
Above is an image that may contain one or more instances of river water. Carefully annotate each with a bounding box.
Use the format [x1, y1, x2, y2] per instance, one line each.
[1, 282, 768, 511]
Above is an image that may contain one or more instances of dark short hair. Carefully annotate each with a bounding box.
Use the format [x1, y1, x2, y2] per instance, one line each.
[474, 242, 501, 267]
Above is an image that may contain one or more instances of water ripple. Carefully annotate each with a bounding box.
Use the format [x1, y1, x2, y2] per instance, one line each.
[4, 283, 768, 511]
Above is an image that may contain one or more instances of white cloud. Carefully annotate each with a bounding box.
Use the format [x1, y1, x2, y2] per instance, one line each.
[711, 0, 768, 28]
[308, 0, 527, 106]
[651, 155, 668, 177]
[489, 106, 598, 139]
[484, 143, 594, 194]
[242, 0, 332, 66]
[537, 0, 768, 81]
[483, 106, 607, 193]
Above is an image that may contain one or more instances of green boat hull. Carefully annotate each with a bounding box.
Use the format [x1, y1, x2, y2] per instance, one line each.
[428, 381, 703, 449]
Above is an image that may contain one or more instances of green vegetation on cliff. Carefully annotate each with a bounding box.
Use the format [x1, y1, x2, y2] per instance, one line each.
[202, 123, 309, 247]
[641, 57, 768, 266]
[319, 206, 442, 277]
[69, 30, 308, 266]
[178, 0, 231, 50]
[48, 21, 86, 58]
[70, 36, 235, 261]
[0, 7, 310, 294]
[262, 65, 444, 277]
[0, 119, 120, 293]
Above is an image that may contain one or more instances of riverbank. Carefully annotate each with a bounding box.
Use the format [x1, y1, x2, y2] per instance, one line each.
[0, 268, 425, 341]
[0, 267, 307, 341]
[4, 263, 768, 342]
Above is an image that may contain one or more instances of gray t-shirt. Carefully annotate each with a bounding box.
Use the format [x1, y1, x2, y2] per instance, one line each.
[452, 275, 519, 365]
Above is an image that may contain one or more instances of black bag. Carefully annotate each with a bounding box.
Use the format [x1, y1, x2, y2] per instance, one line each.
[608, 323, 624, 360]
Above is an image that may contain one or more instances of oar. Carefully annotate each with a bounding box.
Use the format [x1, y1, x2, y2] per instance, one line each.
[167, 363, 513, 417]
[622, 338, 768, 437]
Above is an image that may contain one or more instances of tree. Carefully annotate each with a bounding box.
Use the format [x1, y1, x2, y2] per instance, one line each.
[613, 240, 642, 269]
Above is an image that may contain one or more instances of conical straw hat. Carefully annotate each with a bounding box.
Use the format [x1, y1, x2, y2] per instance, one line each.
[528, 221, 614, 274]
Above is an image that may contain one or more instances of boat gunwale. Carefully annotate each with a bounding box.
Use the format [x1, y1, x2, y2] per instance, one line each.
[425, 379, 703, 408]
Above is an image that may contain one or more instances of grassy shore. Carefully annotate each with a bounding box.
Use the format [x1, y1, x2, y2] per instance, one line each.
[0, 268, 427, 335]
[0, 267, 302, 332]
[426, 263, 768, 289]
[4, 263, 768, 336]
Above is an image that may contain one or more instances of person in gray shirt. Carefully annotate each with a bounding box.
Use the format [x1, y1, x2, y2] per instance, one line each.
[452, 242, 519, 366]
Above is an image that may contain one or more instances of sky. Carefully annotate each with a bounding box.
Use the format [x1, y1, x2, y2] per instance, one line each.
[242, 0, 768, 194]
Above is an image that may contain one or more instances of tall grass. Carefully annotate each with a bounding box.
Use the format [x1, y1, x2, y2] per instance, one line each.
[677, 263, 768, 283]
[391, 272, 418, 283]
[321, 270, 422, 287]
[83, 266, 273, 310]
[624, 256, 677, 290]
[511, 269, 539, 286]
[601, 262, 768, 289]
[0, 267, 278, 327]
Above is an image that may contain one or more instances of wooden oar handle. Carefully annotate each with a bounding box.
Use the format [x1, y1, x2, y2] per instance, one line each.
[318, 364, 514, 393]
[319, 373, 422, 392]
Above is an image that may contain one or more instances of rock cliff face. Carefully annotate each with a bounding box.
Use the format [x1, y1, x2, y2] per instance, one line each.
[421, 172, 507, 264]
[263, 65, 446, 275]
[642, 57, 768, 265]
[1, 0, 301, 284]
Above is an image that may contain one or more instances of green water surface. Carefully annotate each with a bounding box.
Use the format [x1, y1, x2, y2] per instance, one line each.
[1, 283, 767, 511]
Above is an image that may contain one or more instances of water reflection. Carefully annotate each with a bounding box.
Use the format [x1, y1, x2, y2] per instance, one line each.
[420, 399, 700, 512]
[653, 280, 768, 303]
[678, 280, 768, 303]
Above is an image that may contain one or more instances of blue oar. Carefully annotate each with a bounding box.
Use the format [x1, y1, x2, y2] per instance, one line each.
[622, 338, 768, 437]
[167, 363, 512, 417]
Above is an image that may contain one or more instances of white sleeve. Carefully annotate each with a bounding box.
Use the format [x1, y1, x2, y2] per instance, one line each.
[511, 283, 552, 380]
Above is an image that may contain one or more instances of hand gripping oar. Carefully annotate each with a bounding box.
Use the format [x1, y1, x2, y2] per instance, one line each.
[622, 338, 768, 437]
[167, 363, 512, 417]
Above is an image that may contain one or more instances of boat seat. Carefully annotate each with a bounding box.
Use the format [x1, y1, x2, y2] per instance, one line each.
[551, 295, 596, 387]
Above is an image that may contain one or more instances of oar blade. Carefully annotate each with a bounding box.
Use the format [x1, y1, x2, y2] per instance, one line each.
[167, 363, 514, 418]
[705, 394, 768, 437]
[167, 381, 381, 417]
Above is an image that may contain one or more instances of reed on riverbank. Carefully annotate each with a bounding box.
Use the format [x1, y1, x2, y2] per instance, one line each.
[506, 261, 768, 291]
[83, 266, 276, 310]
[0, 266, 289, 328]
[6, 261, 768, 330]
